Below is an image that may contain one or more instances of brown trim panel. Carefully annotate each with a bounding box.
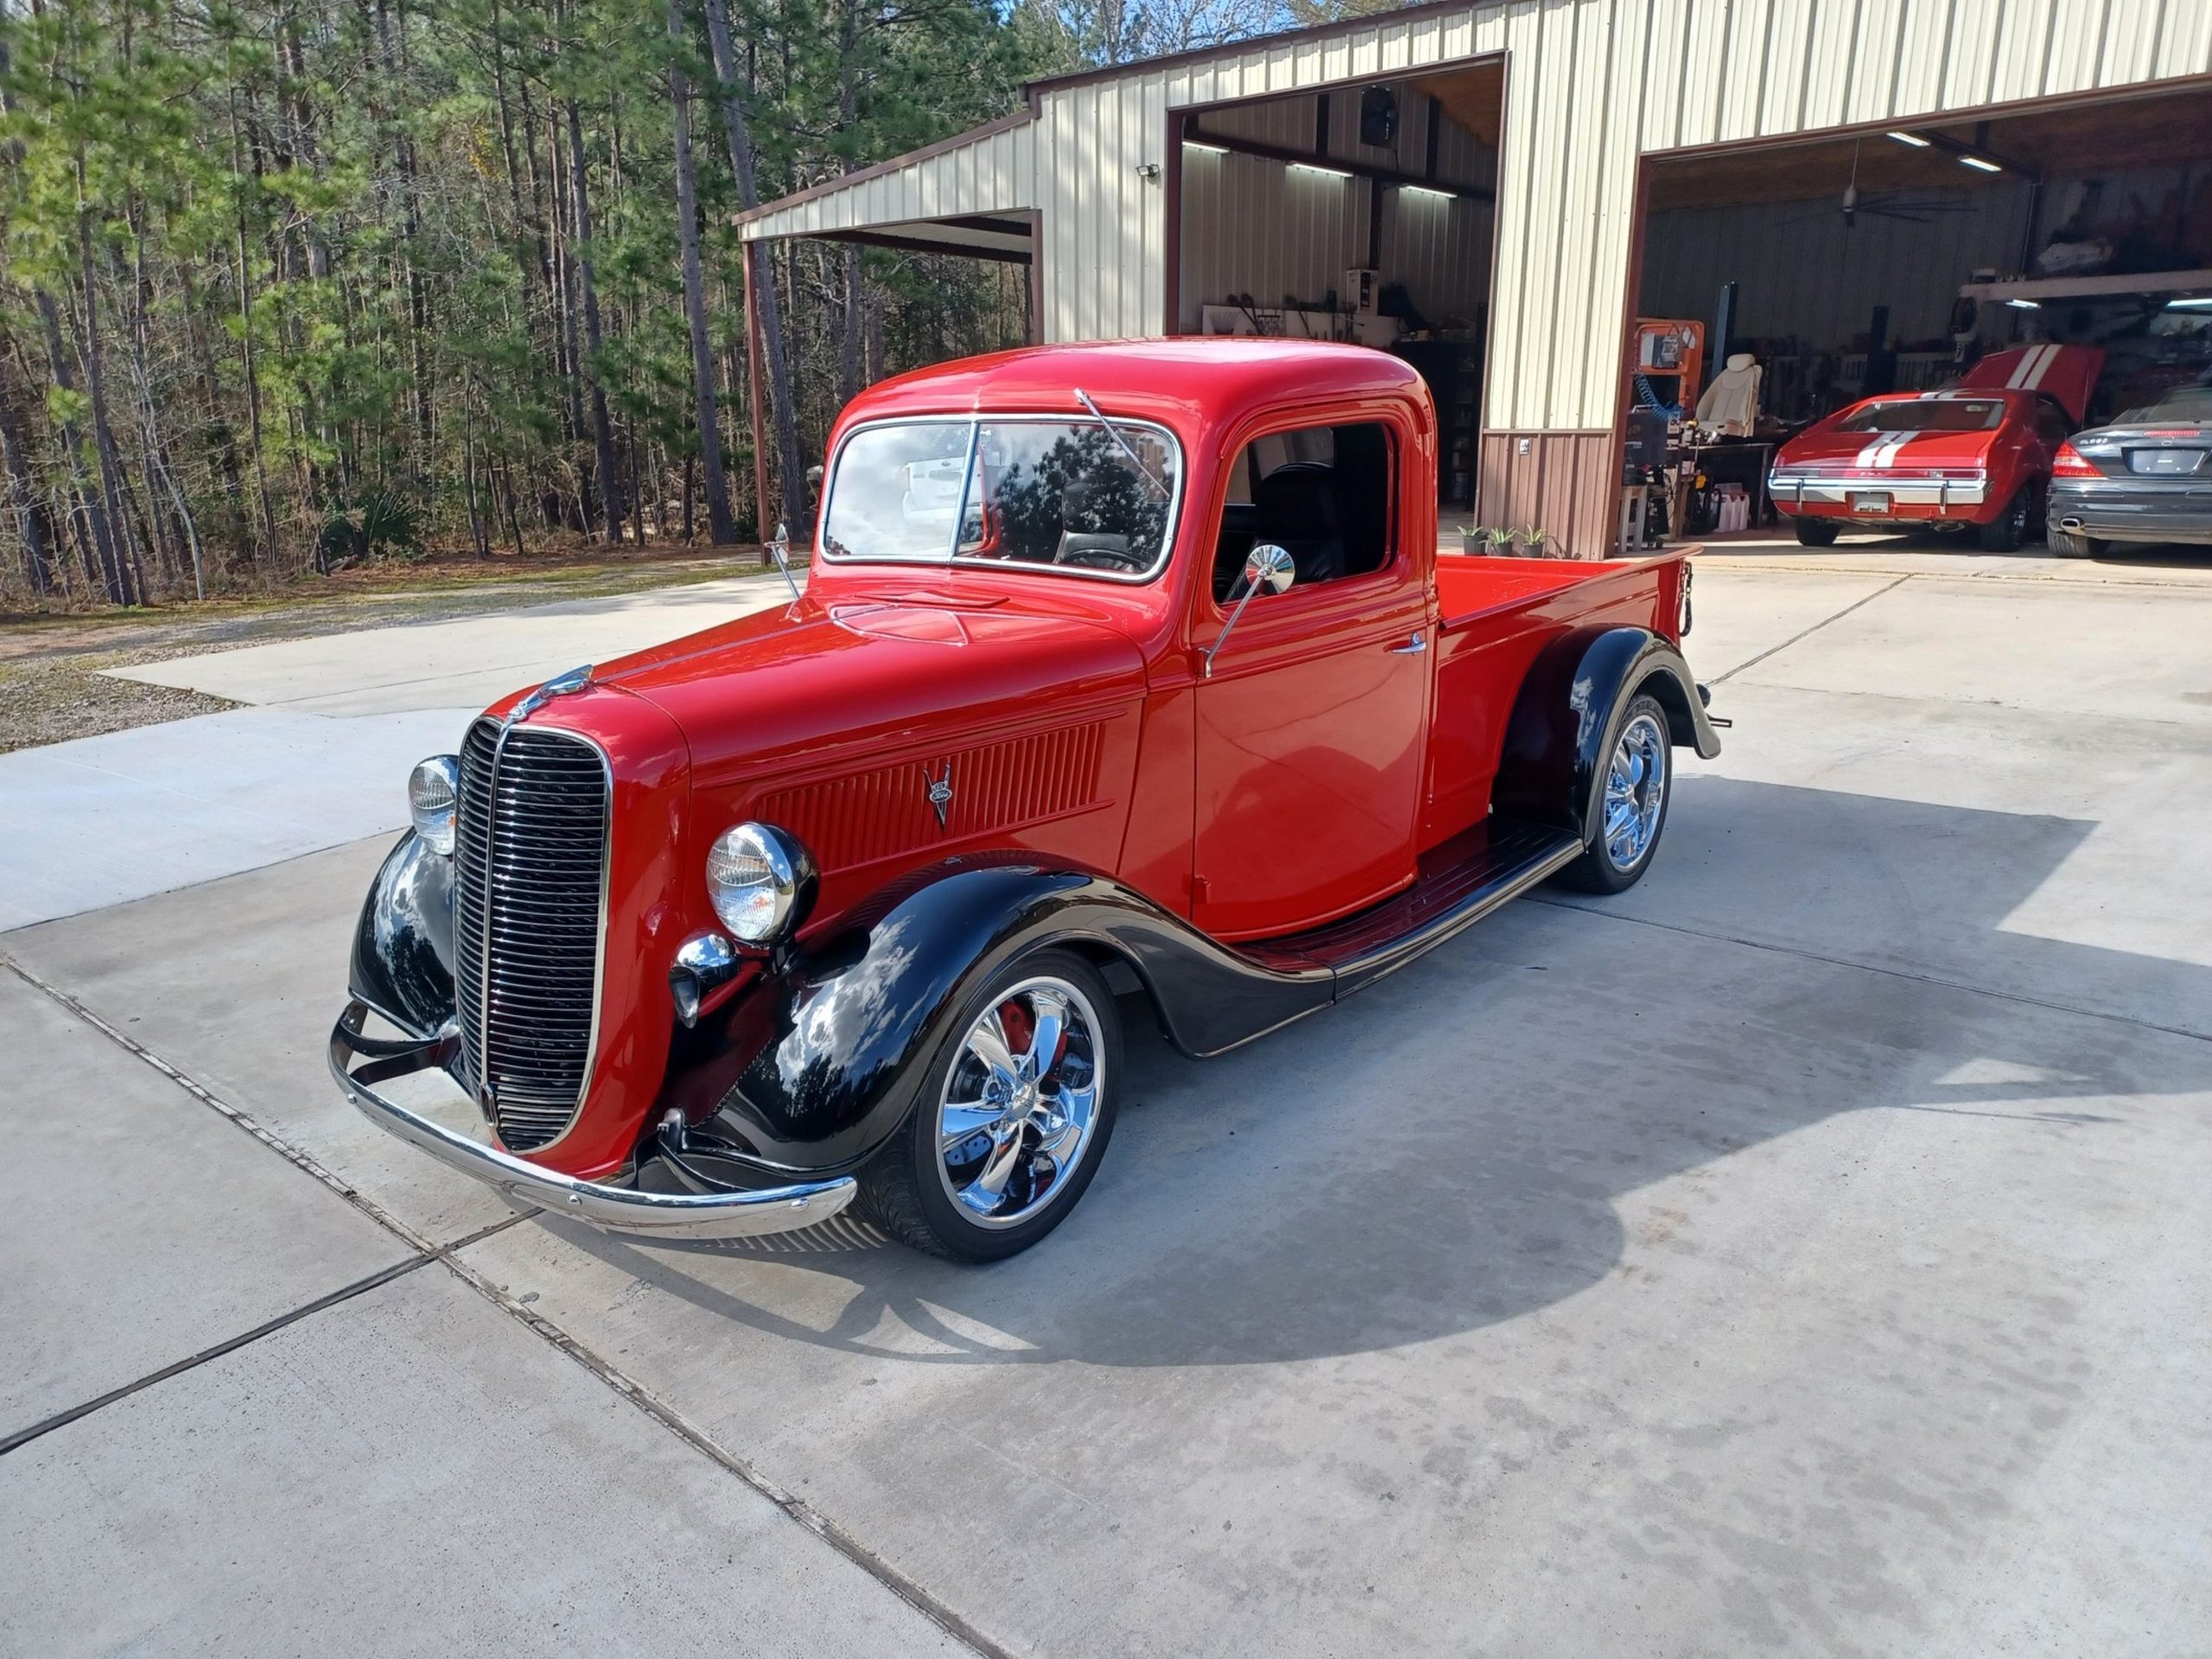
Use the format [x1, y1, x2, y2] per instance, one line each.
[1026, 0, 1503, 97]
[1475, 431, 1616, 559]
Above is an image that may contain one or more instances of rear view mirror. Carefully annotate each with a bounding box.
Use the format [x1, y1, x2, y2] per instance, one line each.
[1243, 543, 1295, 595]
[767, 521, 800, 601]
[1205, 543, 1295, 677]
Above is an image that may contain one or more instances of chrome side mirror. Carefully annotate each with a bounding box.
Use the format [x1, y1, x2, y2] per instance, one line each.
[1204, 543, 1294, 678]
[767, 520, 801, 601]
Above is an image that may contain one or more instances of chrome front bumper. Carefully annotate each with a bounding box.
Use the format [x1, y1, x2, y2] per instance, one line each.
[329, 1001, 858, 1240]
[1770, 473, 1987, 510]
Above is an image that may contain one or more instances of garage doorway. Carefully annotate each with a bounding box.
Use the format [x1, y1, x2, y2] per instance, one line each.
[1627, 82, 2212, 553]
[1169, 61, 1504, 517]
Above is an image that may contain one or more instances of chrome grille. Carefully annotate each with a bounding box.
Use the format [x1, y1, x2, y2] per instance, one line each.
[453, 716, 608, 1151]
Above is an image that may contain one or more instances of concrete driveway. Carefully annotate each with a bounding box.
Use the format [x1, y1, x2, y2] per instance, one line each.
[4, 550, 2209, 1656]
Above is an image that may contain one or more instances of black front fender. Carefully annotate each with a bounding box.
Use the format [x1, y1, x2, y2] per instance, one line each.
[660, 862, 1334, 1173]
[1491, 626, 1722, 844]
[349, 830, 456, 1039]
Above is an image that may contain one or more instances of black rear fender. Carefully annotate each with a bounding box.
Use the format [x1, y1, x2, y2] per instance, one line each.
[1491, 626, 1721, 845]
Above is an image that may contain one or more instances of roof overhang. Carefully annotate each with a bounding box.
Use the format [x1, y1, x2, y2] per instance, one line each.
[806, 213, 1035, 264]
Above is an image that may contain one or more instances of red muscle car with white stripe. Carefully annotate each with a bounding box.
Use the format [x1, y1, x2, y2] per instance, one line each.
[1769, 344, 2104, 551]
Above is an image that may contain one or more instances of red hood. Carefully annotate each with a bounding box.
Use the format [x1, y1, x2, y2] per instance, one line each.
[577, 594, 1147, 788]
[1959, 344, 2104, 423]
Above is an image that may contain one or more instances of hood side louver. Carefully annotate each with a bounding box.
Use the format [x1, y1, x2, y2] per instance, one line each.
[756, 721, 1106, 871]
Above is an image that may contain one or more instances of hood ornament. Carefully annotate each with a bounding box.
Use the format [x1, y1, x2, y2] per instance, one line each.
[926, 761, 954, 830]
[511, 663, 594, 723]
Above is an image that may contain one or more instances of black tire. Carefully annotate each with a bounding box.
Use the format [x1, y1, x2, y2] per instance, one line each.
[1977, 487, 2031, 552]
[1554, 694, 1673, 895]
[857, 948, 1122, 1262]
[1792, 516, 1840, 547]
[2048, 524, 2105, 559]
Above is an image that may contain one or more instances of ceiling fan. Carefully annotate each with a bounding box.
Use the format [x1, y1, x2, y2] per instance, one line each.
[1789, 139, 1977, 227]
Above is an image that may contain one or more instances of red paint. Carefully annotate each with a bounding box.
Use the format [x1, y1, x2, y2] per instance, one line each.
[486, 340, 1688, 1179]
[1957, 343, 2101, 424]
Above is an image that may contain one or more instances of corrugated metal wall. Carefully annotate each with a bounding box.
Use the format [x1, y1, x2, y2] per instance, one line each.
[1639, 184, 2036, 347]
[747, 0, 2212, 432]
[1177, 157, 1494, 334]
[1176, 81, 1497, 335]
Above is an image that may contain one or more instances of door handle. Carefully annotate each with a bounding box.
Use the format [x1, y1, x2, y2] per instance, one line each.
[1388, 632, 1427, 655]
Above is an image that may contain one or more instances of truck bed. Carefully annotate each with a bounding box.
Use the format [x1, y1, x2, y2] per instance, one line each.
[1433, 550, 1686, 636]
[1422, 549, 1692, 849]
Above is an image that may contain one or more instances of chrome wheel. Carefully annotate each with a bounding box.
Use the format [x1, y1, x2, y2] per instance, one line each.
[1602, 713, 1668, 871]
[934, 976, 1104, 1230]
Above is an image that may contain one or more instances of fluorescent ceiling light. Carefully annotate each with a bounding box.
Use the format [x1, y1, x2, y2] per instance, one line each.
[1958, 154, 2003, 173]
[1289, 161, 1351, 179]
[1183, 139, 1228, 154]
[2166, 296, 2212, 309]
[1886, 130, 1931, 147]
[1399, 183, 1455, 202]
[2005, 298, 2040, 309]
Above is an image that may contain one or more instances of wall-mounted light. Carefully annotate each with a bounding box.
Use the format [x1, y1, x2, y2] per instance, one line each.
[1183, 139, 1228, 155]
[2005, 297, 2041, 310]
[1398, 183, 1456, 202]
[1134, 160, 1162, 180]
[1886, 130, 1931, 148]
[1959, 154, 2003, 174]
[1288, 161, 1351, 180]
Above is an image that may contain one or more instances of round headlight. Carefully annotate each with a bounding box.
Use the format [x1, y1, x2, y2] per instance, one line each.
[706, 823, 817, 944]
[408, 755, 460, 855]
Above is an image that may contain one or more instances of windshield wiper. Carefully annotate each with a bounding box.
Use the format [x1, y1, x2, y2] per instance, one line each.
[1074, 388, 1171, 499]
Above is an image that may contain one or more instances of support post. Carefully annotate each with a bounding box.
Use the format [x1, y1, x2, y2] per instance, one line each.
[742, 238, 773, 539]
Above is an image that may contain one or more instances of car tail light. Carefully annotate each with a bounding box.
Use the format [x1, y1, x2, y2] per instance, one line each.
[2140, 429, 2200, 438]
[2050, 442, 2098, 479]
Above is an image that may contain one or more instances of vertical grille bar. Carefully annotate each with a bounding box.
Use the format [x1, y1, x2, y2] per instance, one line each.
[451, 715, 608, 1152]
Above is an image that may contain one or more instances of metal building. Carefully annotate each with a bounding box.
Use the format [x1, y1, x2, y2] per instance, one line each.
[741, 0, 2212, 553]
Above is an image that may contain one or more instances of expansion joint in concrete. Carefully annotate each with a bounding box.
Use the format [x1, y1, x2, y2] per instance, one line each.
[1713, 571, 1914, 683]
[0, 949, 1011, 1659]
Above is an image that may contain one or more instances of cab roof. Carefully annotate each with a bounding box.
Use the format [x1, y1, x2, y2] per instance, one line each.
[836, 338, 1430, 440]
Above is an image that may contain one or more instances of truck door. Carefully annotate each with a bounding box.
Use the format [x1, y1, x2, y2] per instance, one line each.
[1192, 417, 1432, 939]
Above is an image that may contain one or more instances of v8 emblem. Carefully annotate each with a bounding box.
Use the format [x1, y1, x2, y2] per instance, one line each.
[925, 762, 954, 830]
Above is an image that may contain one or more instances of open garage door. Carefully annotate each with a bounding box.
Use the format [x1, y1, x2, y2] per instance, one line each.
[1628, 82, 2212, 557]
[1169, 62, 1503, 516]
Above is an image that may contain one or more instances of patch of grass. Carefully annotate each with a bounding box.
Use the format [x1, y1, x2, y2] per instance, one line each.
[0, 657, 237, 754]
[0, 549, 775, 753]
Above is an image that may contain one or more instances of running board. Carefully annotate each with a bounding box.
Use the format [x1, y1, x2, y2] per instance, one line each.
[1242, 817, 1583, 995]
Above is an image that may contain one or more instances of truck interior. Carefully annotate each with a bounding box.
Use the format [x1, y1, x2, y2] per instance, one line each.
[1211, 423, 1394, 600]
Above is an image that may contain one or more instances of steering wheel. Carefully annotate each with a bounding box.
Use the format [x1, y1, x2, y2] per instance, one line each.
[1053, 535, 1147, 574]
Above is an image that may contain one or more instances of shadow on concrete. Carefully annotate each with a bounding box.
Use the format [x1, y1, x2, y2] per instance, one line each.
[2080, 543, 2212, 572]
[539, 779, 2212, 1370]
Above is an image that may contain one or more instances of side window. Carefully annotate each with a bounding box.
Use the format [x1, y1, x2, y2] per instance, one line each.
[1211, 422, 1394, 602]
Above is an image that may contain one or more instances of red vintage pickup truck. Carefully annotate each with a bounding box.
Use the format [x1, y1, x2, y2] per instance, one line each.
[333, 340, 1722, 1261]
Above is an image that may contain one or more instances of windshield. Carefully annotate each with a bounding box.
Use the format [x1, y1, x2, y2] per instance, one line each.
[1836, 398, 2005, 433]
[821, 416, 1181, 582]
